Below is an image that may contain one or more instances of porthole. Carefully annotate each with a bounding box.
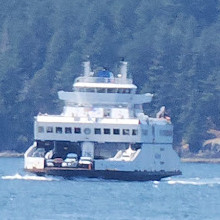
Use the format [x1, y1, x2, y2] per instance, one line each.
[84, 128, 91, 135]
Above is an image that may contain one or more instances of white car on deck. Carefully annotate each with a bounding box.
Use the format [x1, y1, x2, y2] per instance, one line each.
[62, 153, 78, 168]
[78, 156, 93, 169]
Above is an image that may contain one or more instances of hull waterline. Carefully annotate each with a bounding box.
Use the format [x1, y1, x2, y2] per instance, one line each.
[25, 168, 182, 181]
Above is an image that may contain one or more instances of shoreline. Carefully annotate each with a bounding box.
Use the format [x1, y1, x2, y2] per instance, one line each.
[181, 157, 220, 163]
[0, 151, 219, 163]
[0, 151, 24, 158]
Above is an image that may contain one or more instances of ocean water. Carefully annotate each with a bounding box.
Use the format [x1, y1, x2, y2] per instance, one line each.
[0, 158, 219, 220]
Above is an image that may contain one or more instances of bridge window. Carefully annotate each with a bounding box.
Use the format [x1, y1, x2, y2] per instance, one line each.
[97, 88, 106, 93]
[78, 88, 86, 92]
[117, 89, 131, 93]
[123, 129, 130, 135]
[85, 88, 95, 92]
[107, 88, 116, 93]
[65, 127, 72, 134]
[113, 129, 120, 135]
[74, 127, 81, 134]
[46, 126, 53, 133]
[56, 127, 62, 133]
[104, 128, 111, 134]
[94, 128, 101, 134]
[38, 126, 44, 133]
[131, 89, 136, 94]
[117, 89, 124, 93]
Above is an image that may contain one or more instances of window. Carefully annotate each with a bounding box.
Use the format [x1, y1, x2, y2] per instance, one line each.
[132, 129, 138, 135]
[160, 130, 173, 136]
[118, 89, 130, 94]
[104, 128, 111, 134]
[94, 128, 101, 134]
[86, 88, 95, 92]
[124, 89, 131, 94]
[46, 126, 53, 133]
[56, 127, 62, 133]
[107, 88, 116, 93]
[38, 126, 44, 133]
[142, 129, 148, 136]
[123, 129, 130, 135]
[131, 89, 136, 94]
[74, 127, 81, 134]
[65, 127, 72, 134]
[104, 109, 111, 117]
[113, 129, 120, 135]
[79, 88, 86, 92]
[117, 89, 123, 93]
[97, 88, 106, 93]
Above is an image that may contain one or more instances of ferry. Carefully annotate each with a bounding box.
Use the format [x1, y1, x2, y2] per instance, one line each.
[24, 60, 181, 181]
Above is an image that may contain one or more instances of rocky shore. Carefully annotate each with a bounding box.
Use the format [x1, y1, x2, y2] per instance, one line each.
[181, 157, 220, 163]
[0, 151, 24, 158]
[178, 138, 220, 164]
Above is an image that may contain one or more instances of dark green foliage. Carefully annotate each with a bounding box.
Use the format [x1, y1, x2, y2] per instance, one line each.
[0, 0, 219, 152]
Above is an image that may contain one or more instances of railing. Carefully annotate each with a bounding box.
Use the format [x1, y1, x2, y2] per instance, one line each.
[74, 77, 133, 84]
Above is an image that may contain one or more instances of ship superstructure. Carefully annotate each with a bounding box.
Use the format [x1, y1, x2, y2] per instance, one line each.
[24, 61, 181, 181]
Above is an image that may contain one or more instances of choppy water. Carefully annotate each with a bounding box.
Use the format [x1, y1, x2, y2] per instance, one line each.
[0, 158, 219, 220]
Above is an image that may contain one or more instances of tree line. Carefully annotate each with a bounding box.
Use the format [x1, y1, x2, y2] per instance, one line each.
[0, 0, 219, 152]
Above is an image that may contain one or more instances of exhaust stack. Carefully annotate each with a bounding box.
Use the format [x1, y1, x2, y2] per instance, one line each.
[83, 61, 91, 77]
[120, 61, 128, 81]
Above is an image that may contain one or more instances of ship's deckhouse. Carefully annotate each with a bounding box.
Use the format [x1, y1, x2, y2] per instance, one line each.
[58, 77, 152, 107]
[35, 115, 173, 144]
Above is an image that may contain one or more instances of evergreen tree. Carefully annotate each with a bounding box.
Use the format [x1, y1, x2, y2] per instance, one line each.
[0, 0, 219, 152]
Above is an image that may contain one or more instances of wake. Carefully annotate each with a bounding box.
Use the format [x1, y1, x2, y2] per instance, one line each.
[167, 177, 220, 186]
[1, 173, 58, 181]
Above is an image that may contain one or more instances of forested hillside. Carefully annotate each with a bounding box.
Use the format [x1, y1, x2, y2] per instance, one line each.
[0, 0, 219, 153]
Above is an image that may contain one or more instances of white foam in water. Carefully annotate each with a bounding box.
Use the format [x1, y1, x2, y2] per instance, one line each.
[167, 177, 220, 186]
[1, 173, 58, 181]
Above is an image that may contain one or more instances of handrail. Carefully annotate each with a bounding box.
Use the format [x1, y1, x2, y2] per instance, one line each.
[74, 77, 133, 84]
